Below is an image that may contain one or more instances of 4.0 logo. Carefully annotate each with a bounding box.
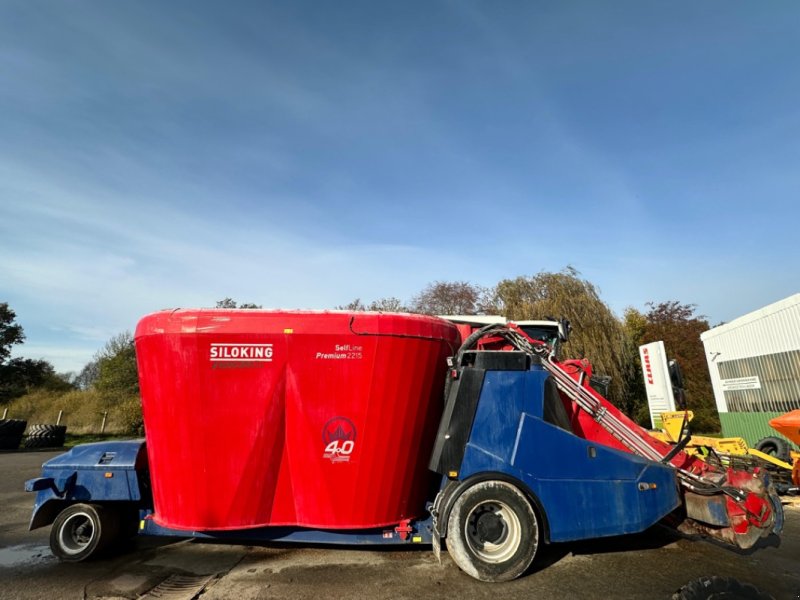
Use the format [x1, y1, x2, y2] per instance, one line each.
[322, 416, 356, 463]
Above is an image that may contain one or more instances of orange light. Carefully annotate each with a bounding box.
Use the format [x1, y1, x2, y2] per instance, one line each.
[104, 472, 113, 478]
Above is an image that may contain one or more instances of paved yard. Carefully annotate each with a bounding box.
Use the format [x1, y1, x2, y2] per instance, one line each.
[2, 450, 798, 599]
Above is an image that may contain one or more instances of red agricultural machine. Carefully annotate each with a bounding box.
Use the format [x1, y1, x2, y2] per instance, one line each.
[27, 310, 783, 582]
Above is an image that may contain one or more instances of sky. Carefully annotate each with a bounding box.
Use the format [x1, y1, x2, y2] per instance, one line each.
[2, 1, 799, 373]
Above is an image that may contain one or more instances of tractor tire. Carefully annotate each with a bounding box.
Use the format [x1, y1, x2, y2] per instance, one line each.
[0, 420, 27, 450]
[755, 436, 792, 463]
[50, 503, 120, 562]
[0, 435, 23, 450]
[26, 424, 64, 435]
[23, 424, 67, 449]
[672, 576, 774, 599]
[0, 419, 28, 435]
[446, 480, 539, 582]
[23, 435, 57, 449]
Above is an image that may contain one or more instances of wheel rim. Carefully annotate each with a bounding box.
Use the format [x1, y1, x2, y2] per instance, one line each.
[464, 500, 521, 563]
[58, 511, 96, 555]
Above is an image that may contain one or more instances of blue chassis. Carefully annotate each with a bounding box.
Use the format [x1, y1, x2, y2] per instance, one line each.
[26, 439, 433, 546]
[137, 510, 435, 546]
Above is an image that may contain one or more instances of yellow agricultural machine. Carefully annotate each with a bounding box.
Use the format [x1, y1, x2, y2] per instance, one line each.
[651, 410, 800, 494]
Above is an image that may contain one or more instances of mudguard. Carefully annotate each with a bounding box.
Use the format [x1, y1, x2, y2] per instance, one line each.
[453, 367, 681, 542]
[25, 440, 148, 529]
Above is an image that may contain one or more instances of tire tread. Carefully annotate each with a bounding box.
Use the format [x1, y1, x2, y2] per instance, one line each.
[446, 480, 539, 582]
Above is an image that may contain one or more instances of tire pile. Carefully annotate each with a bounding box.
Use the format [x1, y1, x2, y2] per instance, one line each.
[23, 424, 67, 449]
[0, 419, 28, 450]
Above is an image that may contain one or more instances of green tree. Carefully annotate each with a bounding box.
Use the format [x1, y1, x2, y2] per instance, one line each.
[640, 301, 719, 432]
[367, 297, 407, 312]
[0, 302, 25, 364]
[621, 307, 650, 424]
[491, 267, 629, 405]
[74, 359, 100, 390]
[410, 281, 489, 315]
[215, 298, 262, 309]
[68, 332, 144, 435]
[94, 332, 139, 399]
[337, 297, 409, 312]
[0, 302, 74, 403]
[216, 297, 237, 308]
[0, 357, 74, 403]
[336, 298, 367, 311]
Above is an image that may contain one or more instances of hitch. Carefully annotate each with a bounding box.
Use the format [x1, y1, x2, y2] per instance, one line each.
[394, 519, 413, 541]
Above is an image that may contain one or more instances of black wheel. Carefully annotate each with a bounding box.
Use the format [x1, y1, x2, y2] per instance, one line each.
[23, 435, 51, 448]
[755, 436, 791, 463]
[0, 420, 27, 449]
[27, 424, 54, 434]
[50, 504, 120, 562]
[0, 434, 23, 449]
[0, 419, 27, 435]
[23, 434, 59, 448]
[26, 424, 67, 436]
[672, 575, 774, 599]
[446, 480, 539, 582]
[23, 424, 66, 448]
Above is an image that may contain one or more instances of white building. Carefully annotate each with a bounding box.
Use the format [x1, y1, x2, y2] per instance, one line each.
[700, 293, 800, 445]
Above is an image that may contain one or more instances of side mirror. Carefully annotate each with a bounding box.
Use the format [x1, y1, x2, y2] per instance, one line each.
[557, 318, 571, 343]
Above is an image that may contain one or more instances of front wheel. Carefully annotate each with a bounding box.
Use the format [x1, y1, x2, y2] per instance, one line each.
[50, 503, 120, 562]
[446, 480, 539, 582]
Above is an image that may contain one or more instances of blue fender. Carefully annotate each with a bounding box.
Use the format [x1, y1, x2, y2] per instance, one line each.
[25, 439, 148, 530]
[457, 368, 681, 542]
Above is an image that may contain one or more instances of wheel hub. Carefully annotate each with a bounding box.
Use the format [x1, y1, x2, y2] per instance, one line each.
[59, 512, 95, 554]
[464, 500, 522, 564]
[472, 505, 508, 545]
[73, 522, 91, 544]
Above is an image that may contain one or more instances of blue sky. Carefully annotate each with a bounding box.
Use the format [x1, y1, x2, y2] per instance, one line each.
[2, 1, 799, 373]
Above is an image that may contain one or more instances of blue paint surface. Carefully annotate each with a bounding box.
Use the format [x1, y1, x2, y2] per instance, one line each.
[460, 366, 681, 542]
[26, 440, 147, 529]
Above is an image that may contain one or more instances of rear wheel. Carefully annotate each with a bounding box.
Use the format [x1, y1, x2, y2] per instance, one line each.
[446, 480, 539, 582]
[50, 504, 119, 562]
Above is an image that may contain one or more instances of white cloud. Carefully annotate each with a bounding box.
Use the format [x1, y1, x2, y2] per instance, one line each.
[9, 344, 95, 375]
[1, 155, 491, 371]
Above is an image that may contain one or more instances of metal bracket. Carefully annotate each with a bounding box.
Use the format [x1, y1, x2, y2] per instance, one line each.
[394, 519, 413, 541]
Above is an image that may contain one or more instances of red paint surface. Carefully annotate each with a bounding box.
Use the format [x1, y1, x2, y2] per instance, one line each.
[135, 310, 459, 531]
